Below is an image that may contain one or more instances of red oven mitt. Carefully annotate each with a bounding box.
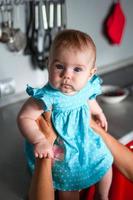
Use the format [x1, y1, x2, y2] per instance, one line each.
[105, 1, 126, 45]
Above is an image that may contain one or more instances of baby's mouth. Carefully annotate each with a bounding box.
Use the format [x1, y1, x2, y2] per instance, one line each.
[60, 84, 76, 94]
[61, 83, 72, 89]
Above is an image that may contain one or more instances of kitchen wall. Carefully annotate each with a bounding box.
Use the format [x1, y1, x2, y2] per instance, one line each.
[0, 0, 133, 94]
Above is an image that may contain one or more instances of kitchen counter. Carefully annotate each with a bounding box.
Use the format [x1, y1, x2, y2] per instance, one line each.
[0, 64, 133, 199]
[0, 100, 30, 200]
[99, 64, 133, 139]
[98, 94, 133, 139]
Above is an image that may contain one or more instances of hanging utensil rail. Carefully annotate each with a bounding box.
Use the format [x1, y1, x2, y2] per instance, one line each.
[0, 0, 65, 6]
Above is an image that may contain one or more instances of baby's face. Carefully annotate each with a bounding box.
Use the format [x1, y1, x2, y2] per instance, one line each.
[48, 48, 96, 95]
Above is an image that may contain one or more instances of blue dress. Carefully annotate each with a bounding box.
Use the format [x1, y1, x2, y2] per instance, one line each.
[25, 75, 113, 191]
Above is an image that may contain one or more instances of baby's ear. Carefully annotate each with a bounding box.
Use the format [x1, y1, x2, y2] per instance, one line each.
[90, 66, 97, 76]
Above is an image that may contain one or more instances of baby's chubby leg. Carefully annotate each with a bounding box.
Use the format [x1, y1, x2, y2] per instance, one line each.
[94, 167, 112, 200]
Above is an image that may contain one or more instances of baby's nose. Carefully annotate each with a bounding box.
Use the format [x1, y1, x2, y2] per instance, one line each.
[61, 69, 72, 79]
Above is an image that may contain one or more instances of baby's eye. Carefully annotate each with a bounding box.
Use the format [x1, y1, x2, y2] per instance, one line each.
[74, 67, 83, 72]
[55, 64, 64, 70]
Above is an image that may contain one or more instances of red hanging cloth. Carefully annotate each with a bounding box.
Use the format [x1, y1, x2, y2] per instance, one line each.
[104, 0, 126, 45]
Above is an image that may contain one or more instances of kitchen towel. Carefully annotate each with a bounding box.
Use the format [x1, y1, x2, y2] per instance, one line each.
[105, 1, 126, 45]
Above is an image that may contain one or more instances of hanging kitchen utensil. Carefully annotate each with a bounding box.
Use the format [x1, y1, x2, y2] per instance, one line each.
[51, 1, 60, 39]
[7, 2, 26, 52]
[37, 1, 47, 55]
[30, 1, 38, 56]
[57, 2, 62, 29]
[7, 3, 18, 51]
[42, 1, 52, 60]
[24, 1, 34, 55]
[13, 3, 27, 52]
[35, 0, 51, 70]
[49, 1, 54, 31]
[104, 0, 126, 45]
[51, 0, 66, 40]
[33, 0, 46, 69]
[61, 0, 67, 30]
[34, 0, 54, 70]
[0, 3, 11, 43]
[0, 4, 2, 39]
[8, 28, 27, 52]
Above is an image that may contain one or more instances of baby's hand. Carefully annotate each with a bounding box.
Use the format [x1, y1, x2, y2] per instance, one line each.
[34, 139, 54, 159]
[93, 112, 108, 131]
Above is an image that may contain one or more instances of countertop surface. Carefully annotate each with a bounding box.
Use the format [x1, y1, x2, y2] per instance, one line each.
[0, 100, 31, 200]
[0, 64, 133, 199]
[99, 94, 133, 139]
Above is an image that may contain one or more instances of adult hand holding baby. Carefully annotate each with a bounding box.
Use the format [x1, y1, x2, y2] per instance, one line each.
[35, 113, 57, 159]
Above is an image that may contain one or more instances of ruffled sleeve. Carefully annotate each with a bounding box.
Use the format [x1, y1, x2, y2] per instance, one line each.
[89, 75, 103, 100]
[26, 85, 53, 111]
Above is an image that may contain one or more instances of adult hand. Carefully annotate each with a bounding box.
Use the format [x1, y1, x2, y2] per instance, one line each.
[36, 112, 57, 145]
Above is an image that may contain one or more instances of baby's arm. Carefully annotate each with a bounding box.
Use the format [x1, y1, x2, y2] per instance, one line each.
[89, 99, 108, 131]
[17, 98, 53, 159]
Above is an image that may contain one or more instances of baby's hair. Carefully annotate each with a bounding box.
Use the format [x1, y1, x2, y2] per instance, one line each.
[49, 29, 96, 66]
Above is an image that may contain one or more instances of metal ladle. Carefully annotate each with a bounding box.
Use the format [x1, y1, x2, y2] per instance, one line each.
[7, 3, 26, 53]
